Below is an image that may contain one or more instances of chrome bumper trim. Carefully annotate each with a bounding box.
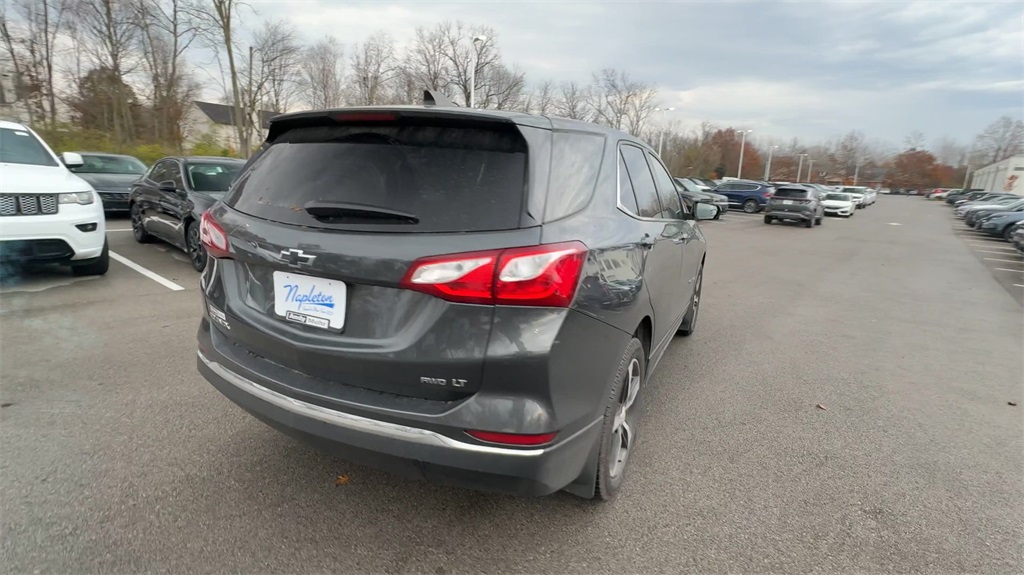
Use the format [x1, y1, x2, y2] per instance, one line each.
[198, 350, 579, 457]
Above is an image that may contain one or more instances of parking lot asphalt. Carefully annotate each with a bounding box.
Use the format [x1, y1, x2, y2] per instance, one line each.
[2, 198, 1021, 574]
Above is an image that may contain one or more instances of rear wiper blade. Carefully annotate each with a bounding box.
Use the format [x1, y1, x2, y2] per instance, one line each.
[303, 201, 419, 224]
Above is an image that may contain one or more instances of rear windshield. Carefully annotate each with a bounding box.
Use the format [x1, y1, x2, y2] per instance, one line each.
[825, 193, 851, 201]
[226, 123, 528, 233]
[187, 161, 243, 193]
[774, 188, 810, 198]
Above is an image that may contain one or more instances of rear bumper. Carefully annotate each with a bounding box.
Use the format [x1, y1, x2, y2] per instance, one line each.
[824, 207, 853, 216]
[197, 348, 602, 496]
[766, 209, 813, 220]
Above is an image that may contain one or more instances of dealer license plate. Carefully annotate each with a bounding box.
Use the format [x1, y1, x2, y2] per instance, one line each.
[273, 271, 347, 331]
[783, 200, 793, 205]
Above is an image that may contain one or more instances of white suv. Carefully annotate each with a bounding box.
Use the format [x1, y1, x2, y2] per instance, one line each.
[0, 121, 108, 276]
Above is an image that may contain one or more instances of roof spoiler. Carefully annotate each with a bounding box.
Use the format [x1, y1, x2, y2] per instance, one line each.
[423, 89, 456, 107]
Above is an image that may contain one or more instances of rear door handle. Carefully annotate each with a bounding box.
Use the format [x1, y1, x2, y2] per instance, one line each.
[639, 234, 656, 249]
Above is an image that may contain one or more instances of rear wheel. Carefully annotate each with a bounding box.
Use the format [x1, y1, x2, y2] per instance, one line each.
[186, 221, 207, 272]
[763, 216, 772, 224]
[131, 203, 154, 244]
[594, 337, 645, 501]
[678, 264, 702, 336]
[743, 199, 759, 214]
[1004, 226, 1015, 240]
[71, 240, 109, 277]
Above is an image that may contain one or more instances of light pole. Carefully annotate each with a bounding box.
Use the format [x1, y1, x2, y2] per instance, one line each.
[796, 153, 807, 182]
[737, 129, 753, 178]
[468, 35, 487, 108]
[764, 145, 778, 180]
[654, 107, 675, 156]
[807, 158, 816, 183]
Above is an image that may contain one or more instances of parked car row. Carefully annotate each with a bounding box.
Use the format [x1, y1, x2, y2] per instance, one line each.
[950, 191, 1024, 240]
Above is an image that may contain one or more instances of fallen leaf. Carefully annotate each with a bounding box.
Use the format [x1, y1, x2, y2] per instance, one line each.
[816, 403, 828, 411]
[335, 474, 350, 486]
[1009, 402, 1018, 407]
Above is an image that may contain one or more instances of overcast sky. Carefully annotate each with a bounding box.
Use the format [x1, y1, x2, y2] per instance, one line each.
[226, 0, 1023, 147]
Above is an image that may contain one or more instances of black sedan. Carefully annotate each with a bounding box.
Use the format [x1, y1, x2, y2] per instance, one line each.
[129, 156, 245, 271]
[66, 152, 148, 213]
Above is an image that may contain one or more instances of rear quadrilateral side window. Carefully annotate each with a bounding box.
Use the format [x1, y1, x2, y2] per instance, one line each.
[543, 131, 605, 222]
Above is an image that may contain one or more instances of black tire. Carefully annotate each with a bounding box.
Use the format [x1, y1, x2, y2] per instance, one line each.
[71, 240, 109, 277]
[815, 214, 823, 225]
[742, 199, 759, 214]
[185, 221, 207, 272]
[763, 215, 772, 224]
[594, 337, 645, 501]
[131, 203, 154, 244]
[1003, 226, 1015, 241]
[805, 217, 814, 228]
[678, 264, 703, 336]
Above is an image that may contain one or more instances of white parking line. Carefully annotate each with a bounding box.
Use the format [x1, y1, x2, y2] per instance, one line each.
[984, 257, 1024, 264]
[107, 228, 133, 232]
[1014, 284, 1024, 288]
[995, 268, 1024, 274]
[109, 251, 185, 291]
[975, 249, 1020, 255]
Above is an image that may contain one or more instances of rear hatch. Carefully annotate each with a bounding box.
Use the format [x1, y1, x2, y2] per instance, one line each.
[769, 187, 813, 212]
[202, 110, 546, 401]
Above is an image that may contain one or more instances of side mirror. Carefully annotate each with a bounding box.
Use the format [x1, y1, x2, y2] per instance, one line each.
[61, 152, 84, 168]
[694, 202, 720, 221]
[158, 180, 179, 194]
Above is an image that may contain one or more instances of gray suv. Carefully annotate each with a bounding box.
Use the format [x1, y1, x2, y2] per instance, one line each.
[195, 100, 719, 500]
[764, 186, 824, 227]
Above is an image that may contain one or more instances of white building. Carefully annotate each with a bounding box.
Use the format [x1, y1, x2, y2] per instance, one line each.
[971, 155, 1024, 195]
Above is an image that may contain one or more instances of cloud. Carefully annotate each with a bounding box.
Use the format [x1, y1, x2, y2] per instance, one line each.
[207, 0, 1023, 145]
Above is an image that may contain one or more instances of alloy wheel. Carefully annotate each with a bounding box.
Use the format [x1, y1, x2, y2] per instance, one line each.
[608, 357, 641, 479]
[187, 224, 206, 271]
[131, 206, 146, 241]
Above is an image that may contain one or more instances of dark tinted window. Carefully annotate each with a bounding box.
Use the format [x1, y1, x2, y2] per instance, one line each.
[227, 124, 527, 232]
[187, 161, 242, 193]
[72, 154, 147, 174]
[617, 152, 639, 214]
[148, 161, 172, 184]
[0, 127, 57, 167]
[620, 145, 662, 218]
[774, 188, 810, 198]
[544, 131, 605, 222]
[647, 152, 684, 219]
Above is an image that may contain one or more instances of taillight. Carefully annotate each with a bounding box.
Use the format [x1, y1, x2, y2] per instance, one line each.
[400, 241, 587, 307]
[465, 430, 557, 446]
[199, 211, 231, 259]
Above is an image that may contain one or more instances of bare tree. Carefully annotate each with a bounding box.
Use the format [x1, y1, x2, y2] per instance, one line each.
[556, 80, 588, 120]
[196, 0, 245, 154]
[590, 68, 655, 134]
[131, 0, 202, 148]
[238, 20, 300, 148]
[73, 0, 140, 144]
[624, 85, 656, 136]
[436, 21, 500, 107]
[931, 135, 966, 167]
[347, 31, 397, 105]
[527, 80, 555, 115]
[0, 0, 69, 127]
[973, 115, 1024, 164]
[403, 24, 451, 97]
[903, 129, 925, 151]
[479, 62, 525, 110]
[300, 35, 345, 109]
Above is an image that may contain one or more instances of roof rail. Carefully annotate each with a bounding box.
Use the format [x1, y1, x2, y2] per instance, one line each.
[423, 89, 456, 107]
